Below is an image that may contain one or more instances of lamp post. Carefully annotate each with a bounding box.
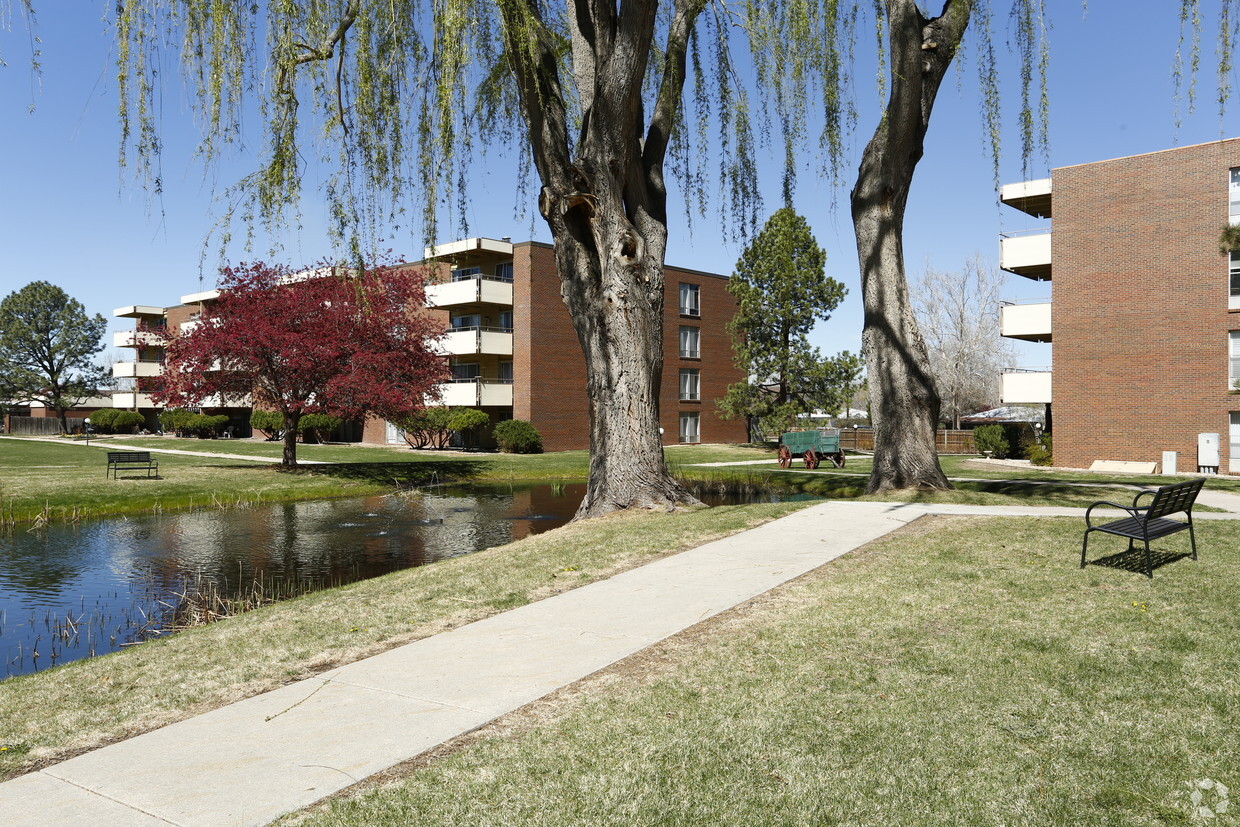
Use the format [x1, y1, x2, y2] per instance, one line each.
[84, 418, 91, 446]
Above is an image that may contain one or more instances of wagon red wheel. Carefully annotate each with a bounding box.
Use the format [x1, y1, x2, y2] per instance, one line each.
[830, 452, 846, 468]
[777, 445, 792, 468]
[804, 448, 820, 470]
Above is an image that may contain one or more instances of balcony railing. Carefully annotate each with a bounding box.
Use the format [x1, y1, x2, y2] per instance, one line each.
[999, 299, 1052, 342]
[440, 326, 514, 356]
[112, 361, 165, 379]
[426, 277, 514, 308]
[999, 228, 1052, 281]
[438, 378, 515, 407]
[113, 330, 169, 349]
[1000, 368, 1052, 404]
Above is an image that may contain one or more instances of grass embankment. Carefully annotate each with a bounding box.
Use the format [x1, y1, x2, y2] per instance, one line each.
[4, 436, 1233, 524]
[0, 500, 811, 779]
[0, 437, 775, 524]
[294, 516, 1240, 826]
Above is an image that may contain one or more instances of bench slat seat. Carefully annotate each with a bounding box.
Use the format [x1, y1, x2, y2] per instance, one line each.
[1081, 477, 1203, 578]
[106, 451, 159, 480]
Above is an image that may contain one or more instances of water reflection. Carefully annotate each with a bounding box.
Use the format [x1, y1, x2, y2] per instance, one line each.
[0, 482, 806, 678]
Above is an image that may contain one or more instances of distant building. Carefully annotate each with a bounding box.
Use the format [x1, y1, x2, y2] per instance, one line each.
[112, 238, 747, 451]
[999, 138, 1240, 471]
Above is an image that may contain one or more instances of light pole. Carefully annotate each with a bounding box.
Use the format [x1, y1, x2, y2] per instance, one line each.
[84, 417, 91, 446]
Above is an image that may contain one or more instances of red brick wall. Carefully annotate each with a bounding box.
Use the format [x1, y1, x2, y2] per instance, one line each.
[516, 242, 747, 452]
[1053, 138, 1240, 470]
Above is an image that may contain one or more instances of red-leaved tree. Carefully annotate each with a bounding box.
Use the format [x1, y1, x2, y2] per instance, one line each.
[154, 261, 446, 468]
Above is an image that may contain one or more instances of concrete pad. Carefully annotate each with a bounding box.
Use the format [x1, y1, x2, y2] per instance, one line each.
[40, 678, 487, 827]
[0, 771, 171, 826]
[1089, 460, 1159, 474]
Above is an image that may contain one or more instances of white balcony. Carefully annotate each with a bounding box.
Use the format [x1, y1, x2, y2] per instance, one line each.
[113, 305, 166, 319]
[112, 392, 160, 409]
[438, 379, 514, 407]
[113, 330, 168, 348]
[1001, 370, 1052, 404]
[1000, 229, 1052, 280]
[999, 178, 1052, 218]
[440, 328, 514, 356]
[1000, 301, 1052, 342]
[426, 277, 514, 308]
[112, 361, 164, 379]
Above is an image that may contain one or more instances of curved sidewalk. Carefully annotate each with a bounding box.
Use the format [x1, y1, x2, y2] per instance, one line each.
[1, 499, 1233, 825]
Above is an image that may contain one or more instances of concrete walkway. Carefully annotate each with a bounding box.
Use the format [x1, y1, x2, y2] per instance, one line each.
[2, 499, 1236, 825]
[0, 435, 333, 465]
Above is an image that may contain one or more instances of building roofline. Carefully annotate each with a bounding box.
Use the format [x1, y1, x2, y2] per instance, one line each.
[513, 239, 728, 280]
[1054, 136, 1240, 173]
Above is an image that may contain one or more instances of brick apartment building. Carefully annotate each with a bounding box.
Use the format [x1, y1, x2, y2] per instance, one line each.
[999, 138, 1240, 472]
[112, 238, 747, 451]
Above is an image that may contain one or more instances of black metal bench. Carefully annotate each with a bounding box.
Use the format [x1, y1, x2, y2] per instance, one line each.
[106, 451, 159, 480]
[1081, 477, 1204, 577]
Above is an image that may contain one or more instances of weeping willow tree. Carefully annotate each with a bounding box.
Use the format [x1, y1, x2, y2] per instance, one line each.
[113, 0, 760, 519]
[108, 0, 1236, 506]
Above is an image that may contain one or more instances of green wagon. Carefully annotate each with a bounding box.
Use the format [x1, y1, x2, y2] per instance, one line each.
[778, 428, 846, 469]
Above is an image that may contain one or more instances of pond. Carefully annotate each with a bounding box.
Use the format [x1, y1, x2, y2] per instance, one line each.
[1, 482, 811, 679]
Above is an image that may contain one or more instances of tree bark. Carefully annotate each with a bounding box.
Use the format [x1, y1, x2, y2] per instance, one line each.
[281, 411, 301, 469]
[851, 0, 969, 493]
[500, 0, 705, 519]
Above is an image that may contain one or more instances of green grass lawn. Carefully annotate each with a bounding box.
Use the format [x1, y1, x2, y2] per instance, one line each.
[4, 436, 1234, 524]
[292, 516, 1240, 826]
[0, 438, 410, 523]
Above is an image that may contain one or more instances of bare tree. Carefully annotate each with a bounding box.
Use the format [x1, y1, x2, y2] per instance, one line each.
[914, 256, 1016, 429]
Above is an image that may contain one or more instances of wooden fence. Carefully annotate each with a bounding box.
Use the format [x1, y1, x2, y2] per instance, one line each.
[3, 416, 85, 435]
[837, 428, 976, 454]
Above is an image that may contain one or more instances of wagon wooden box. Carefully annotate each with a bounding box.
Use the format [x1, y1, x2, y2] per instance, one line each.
[777, 428, 845, 469]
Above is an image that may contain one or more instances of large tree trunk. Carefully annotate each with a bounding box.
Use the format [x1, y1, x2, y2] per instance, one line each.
[851, 0, 970, 494]
[500, 0, 704, 519]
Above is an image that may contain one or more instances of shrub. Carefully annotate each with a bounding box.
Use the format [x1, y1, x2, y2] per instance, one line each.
[89, 408, 119, 433]
[494, 419, 542, 453]
[299, 413, 343, 444]
[1027, 435, 1053, 466]
[973, 424, 1009, 459]
[185, 413, 229, 438]
[393, 407, 455, 449]
[159, 408, 197, 436]
[111, 410, 145, 434]
[250, 409, 283, 439]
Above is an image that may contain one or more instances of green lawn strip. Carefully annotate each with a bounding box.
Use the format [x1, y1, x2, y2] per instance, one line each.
[0, 500, 813, 779]
[0, 440, 395, 523]
[292, 517, 1240, 827]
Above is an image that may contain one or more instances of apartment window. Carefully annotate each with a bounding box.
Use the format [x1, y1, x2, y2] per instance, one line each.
[1231, 332, 1240, 388]
[498, 361, 514, 382]
[497, 311, 514, 331]
[495, 261, 515, 282]
[679, 283, 700, 316]
[679, 412, 701, 444]
[452, 266, 482, 282]
[1231, 168, 1240, 224]
[451, 362, 480, 380]
[679, 368, 700, 401]
[679, 325, 700, 359]
[1231, 251, 1240, 310]
[450, 312, 481, 330]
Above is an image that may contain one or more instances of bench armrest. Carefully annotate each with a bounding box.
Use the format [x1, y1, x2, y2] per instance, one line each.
[1132, 489, 1156, 509]
[1085, 500, 1139, 528]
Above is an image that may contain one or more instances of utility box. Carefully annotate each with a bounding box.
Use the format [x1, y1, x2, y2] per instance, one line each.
[1162, 451, 1177, 475]
[1198, 433, 1220, 474]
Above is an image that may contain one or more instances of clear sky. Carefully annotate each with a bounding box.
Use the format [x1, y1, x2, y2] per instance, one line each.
[1, 4, 1237, 371]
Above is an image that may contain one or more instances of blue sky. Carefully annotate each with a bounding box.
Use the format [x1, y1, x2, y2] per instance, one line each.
[1, 4, 1237, 369]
